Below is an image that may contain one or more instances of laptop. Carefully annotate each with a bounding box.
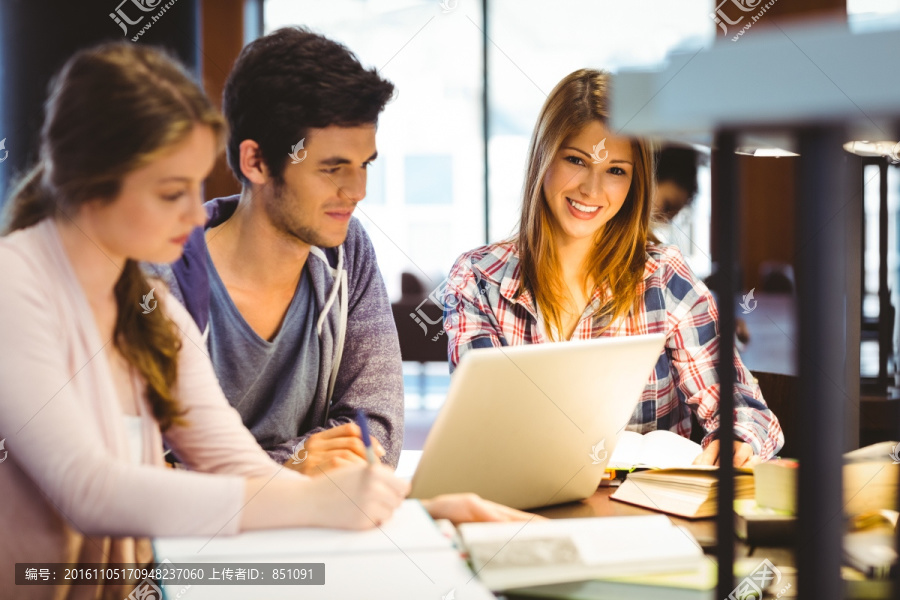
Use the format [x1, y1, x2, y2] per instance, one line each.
[409, 333, 666, 510]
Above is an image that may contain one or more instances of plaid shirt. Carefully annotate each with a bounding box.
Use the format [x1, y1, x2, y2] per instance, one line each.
[443, 240, 784, 459]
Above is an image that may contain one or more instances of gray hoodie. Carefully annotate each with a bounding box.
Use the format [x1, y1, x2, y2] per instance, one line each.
[146, 195, 404, 466]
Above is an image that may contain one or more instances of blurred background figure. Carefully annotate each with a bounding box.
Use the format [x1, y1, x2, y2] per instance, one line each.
[652, 144, 750, 345]
[653, 145, 704, 223]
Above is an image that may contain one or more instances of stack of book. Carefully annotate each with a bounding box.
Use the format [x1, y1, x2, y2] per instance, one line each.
[606, 430, 754, 519]
[611, 466, 755, 518]
[748, 442, 900, 577]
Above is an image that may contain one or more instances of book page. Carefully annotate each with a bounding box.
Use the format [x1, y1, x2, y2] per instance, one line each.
[607, 431, 645, 469]
[608, 430, 702, 469]
[639, 430, 703, 468]
[154, 499, 449, 560]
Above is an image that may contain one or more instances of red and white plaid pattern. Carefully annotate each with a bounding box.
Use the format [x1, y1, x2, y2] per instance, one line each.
[443, 240, 784, 459]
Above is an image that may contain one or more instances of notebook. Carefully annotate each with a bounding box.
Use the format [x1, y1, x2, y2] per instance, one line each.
[152, 500, 494, 600]
[155, 499, 447, 558]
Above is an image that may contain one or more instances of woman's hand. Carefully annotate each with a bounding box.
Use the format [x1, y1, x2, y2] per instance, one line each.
[297, 463, 409, 529]
[692, 440, 760, 467]
[419, 493, 546, 525]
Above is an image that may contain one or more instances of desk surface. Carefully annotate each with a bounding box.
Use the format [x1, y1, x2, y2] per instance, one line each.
[533, 486, 714, 543]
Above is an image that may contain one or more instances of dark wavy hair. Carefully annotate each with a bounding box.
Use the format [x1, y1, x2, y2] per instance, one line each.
[655, 145, 703, 203]
[223, 26, 395, 185]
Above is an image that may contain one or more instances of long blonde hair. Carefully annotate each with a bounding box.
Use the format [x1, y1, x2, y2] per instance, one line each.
[2, 43, 226, 430]
[517, 69, 655, 339]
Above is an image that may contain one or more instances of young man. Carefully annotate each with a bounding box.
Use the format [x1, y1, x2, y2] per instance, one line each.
[150, 27, 403, 474]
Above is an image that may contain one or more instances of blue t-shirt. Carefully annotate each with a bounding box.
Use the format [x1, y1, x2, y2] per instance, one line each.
[205, 248, 321, 450]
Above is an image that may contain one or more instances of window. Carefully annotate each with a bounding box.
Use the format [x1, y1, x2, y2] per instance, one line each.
[404, 155, 454, 205]
[861, 163, 900, 378]
[847, 0, 900, 32]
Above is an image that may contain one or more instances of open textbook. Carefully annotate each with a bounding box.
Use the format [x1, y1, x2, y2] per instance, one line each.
[608, 429, 704, 470]
[458, 514, 704, 591]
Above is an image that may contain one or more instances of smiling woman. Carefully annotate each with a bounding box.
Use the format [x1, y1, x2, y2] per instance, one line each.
[443, 68, 785, 466]
[535, 119, 647, 339]
[517, 70, 654, 342]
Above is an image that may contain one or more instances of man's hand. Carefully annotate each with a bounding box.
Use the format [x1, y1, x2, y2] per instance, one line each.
[419, 493, 546, 526]
[284, 423, 386, 475]
[692, 440, 760, 467]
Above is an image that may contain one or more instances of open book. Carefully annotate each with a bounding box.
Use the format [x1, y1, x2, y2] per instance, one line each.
[608, 430, 704, 470]
[458, 514, 704, 591]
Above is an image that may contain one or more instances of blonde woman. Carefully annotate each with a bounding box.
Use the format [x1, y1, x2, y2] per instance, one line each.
[0, 43, 529, 600]
[444, 69, 783, 466]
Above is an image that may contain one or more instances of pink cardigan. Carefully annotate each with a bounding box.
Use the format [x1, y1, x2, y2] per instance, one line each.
[0, 219, 304, 599]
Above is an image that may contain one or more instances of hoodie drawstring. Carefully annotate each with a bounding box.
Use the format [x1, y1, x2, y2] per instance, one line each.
[316, 245, 343, 335]
[312, 245, 347, 424]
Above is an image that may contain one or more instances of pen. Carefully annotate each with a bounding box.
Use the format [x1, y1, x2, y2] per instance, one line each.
[355, 408, 376, 465]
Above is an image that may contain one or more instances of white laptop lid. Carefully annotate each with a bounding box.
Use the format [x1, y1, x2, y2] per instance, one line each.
[410, 333, 666, 509]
